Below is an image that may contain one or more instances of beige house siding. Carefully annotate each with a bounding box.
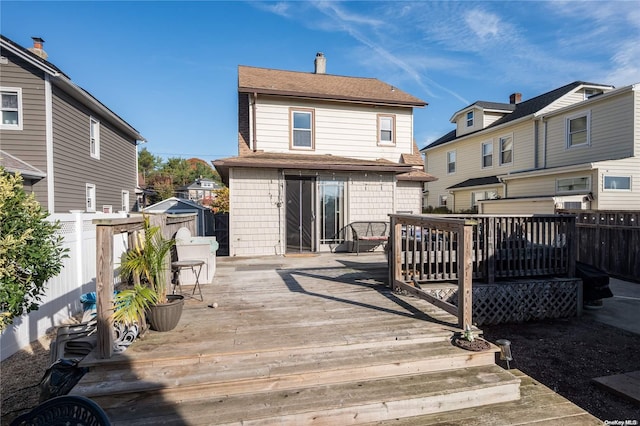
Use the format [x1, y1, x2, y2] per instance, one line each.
[0, 51, 48, 208]
[634, 88, 640, 156]
[594, 157, 640, 210]
[254, 97, 414, 163]
[483, 111, 507, 128]
[347, 173, 395, 222]
[545, 91, 635, 168]
[395, 181, 422, 214]
[480, 198, 555, 214]
[425, 120, 534, 211]
[504, 170, 596, 199]
[51, 87, 137, 212]
[228, 168, 282, 256]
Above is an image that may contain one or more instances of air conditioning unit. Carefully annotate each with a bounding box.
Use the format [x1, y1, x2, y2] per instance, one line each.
[102, 205, 113, 213]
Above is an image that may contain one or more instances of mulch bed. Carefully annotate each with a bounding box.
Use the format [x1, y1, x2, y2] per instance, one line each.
[482, 316, 640, 422]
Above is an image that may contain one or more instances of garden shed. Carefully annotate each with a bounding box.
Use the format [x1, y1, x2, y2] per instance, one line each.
[143, 197, 214, 236]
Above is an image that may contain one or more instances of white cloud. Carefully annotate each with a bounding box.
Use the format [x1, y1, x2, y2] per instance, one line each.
[464, 9, 500, 39]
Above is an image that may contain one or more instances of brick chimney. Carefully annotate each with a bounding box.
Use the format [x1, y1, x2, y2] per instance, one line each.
[314, 52, 326, 74]
[27, 37, 48, 60]
[509, 92, 522, 104]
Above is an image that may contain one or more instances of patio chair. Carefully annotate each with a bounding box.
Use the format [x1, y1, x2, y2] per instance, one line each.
[174, 227, 218, 285]
[10, 395, 110, 426]
[349, 221, 388, 255]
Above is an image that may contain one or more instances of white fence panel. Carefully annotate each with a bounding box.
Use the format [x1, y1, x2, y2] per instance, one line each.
[1, 211, 127, 361]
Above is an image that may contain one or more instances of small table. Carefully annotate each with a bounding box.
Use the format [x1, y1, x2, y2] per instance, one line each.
[171, 260, 205, 301]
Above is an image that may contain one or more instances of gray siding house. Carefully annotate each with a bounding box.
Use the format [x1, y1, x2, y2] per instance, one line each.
[0, 35, 145, 213]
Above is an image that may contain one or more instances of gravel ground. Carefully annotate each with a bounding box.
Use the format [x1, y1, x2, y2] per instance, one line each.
[2, 316, 639, 424]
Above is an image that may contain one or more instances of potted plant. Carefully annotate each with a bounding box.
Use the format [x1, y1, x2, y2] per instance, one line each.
[112, 216, 184, 332]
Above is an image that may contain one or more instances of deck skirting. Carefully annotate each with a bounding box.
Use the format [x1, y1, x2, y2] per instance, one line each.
[422, 278, 582, 325]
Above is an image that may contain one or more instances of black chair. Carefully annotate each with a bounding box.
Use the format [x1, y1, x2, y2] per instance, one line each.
[10, 395, 110, 426]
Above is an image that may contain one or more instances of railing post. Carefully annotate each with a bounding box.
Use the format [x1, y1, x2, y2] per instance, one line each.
[458, 222, 473, 328]
[393, 216, 403, 291]
[486, 217, 495, 283]
[96, 224, 114, 359]
[567, 215, 577, 278]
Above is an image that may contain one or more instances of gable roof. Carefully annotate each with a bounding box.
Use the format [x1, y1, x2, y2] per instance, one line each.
[0, 34, 145, 142]
[238, 65, 427, 107]
[424, 81, 613, 151]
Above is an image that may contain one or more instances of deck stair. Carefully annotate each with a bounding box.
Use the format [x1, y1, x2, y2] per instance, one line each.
[73, 333, 519, 425]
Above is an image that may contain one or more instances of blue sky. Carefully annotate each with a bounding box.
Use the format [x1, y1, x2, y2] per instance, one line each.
[2, 1, 639, 161]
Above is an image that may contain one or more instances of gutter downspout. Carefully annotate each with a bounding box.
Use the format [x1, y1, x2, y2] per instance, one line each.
[44, 74, 55, 213]
[534, 118, 539, 168]
[252, 92, 258, 152]
[542, 118, 548, 169]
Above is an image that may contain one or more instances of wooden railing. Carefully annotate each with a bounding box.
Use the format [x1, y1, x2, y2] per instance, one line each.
[94, 213, 197, 359]
[388, 214, 577, 328]
[389, 214, 474, 329]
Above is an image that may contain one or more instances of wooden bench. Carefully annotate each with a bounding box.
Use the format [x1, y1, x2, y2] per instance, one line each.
[349, 221, 388, 255]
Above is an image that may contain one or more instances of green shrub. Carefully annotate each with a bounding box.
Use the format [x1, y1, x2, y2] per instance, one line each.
[0, 167, 68, 331]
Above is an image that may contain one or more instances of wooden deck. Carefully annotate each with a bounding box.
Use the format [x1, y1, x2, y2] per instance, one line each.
[72, 253, 601, 425]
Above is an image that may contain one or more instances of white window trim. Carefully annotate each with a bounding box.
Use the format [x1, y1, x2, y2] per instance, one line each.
[439, 194, 448, 207]
[565, 110, 591, 149]
[90, 116, 101, 159]
[499, 134, 514, 166]
[377, 114, 396, 145]
[290, 108, 314, 150]
[466, 111, 473, 127]
[446, 150, 456, 175]
[603, 175, 632, 191]
[0, 87, 24, 130]
[556, 176, 591, 194]
[121, 190, 130, 212]
[86, 183, 96, 212]
[481, 141, 493, 169]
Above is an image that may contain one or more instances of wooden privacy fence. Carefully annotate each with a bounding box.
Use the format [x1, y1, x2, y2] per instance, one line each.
[389, 214, 474, 329]
[94, 213, 197, 359]
[559, 210, 640, 281]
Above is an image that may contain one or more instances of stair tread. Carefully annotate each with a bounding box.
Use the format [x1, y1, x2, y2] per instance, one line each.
[73, 339, 498, 398]
[104, 365, 520, 425]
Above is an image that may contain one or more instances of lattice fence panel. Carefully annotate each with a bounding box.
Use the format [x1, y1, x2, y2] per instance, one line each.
[422, 279, 580, 325]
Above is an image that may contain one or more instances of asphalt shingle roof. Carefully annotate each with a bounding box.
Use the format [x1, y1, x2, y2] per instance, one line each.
[424, 81, 612, 150]
[446, 176, 500, 190]
[238, 65, 427, 107]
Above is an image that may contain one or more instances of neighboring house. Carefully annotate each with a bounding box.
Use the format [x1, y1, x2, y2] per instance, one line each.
[176, 177, 221, 202]
[213, 53, 435, 256]
[422, 81, 640, 213]
[0, 35, 145, 213]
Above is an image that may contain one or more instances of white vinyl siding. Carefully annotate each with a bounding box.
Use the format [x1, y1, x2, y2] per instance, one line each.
[0, 87, 23, 130]
[546, 90, 635, 168]
[595, 157, 640, 210]
[255, 98, 414, 162]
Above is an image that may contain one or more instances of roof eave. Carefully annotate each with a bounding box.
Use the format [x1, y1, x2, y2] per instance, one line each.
[239, 87, 426, 108]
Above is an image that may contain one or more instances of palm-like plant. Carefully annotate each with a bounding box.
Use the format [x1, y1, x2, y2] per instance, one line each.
[112, 216, 175, 325]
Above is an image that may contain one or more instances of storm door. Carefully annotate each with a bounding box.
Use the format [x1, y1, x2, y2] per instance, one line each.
[286, 177, 315, 253]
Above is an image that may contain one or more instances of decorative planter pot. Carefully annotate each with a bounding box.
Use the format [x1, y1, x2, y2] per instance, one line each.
[147, 295, 184, 332]
[452, 336, 491, 352]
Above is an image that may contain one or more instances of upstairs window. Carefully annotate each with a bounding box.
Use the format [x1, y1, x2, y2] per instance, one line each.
[566, 112, 590, 148]
[290, 109, 314, 149]
[466, 111, 474, 127]
[482, 142, 493, 168]
[500, 135, 513, 165]
[1, 88, 23, 130]
[447, 151, 456, 174]
[377, 114, 395, 145]
[90, 117, 100, 159]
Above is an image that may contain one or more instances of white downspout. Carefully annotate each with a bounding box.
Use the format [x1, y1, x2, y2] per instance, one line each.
[45, 74, 55, 213]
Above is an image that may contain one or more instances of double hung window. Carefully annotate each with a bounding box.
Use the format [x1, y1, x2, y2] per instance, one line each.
[90, 117, 100, 158]
[482, 142, 493, 168]
[291, 109, 314, 149]
[500, 136, 513, 165]
[566, 112, 590, 148]
[377, 115, 395, 145]
[447, 151, 456, 174]
[1, 88, 22, 130]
